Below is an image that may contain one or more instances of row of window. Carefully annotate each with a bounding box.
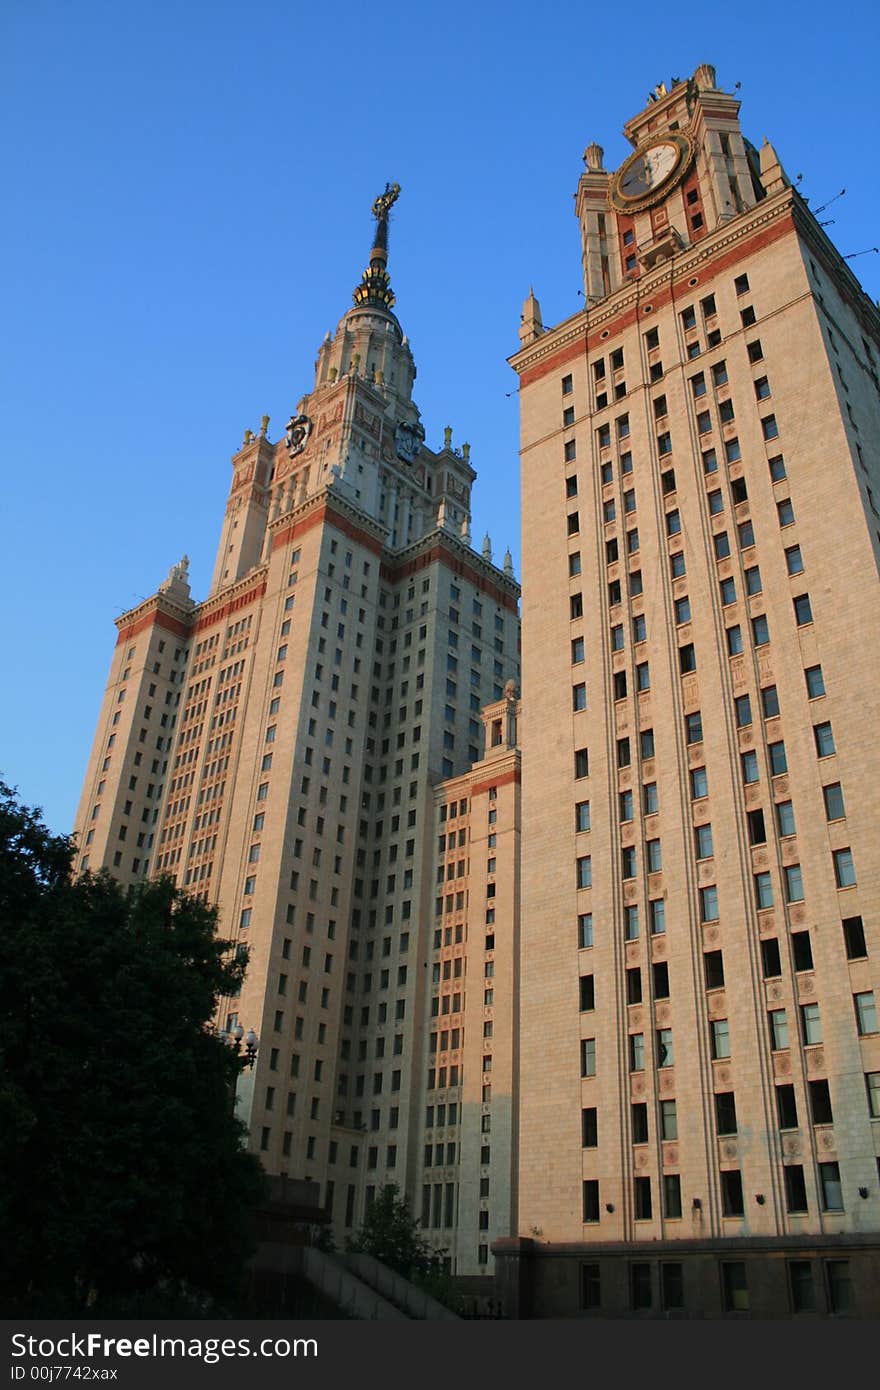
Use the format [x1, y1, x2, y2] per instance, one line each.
[580, 1253, 855, 1315]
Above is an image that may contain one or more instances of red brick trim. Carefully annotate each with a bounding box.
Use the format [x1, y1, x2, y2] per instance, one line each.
[519, 211, 796, 387]
[115, 608, 191, 646]
[469, 767, 521, 797]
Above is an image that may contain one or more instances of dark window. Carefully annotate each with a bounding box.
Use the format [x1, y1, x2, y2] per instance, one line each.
[582, 1107, 598, 1147]
[582, 1180, 600, 1223]
[580, 1262, 601, 1309]
[721, 1169, 744, 1217]
[631, 1262, 652, 1310]
[784, 1165, 808, 1214]
[634, 1176, 652, 1220]
[843, 916, 867, 960]
[776, 1084, 798, 1130]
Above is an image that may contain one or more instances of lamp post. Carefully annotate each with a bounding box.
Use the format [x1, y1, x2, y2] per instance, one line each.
[217, 1023, 260, 1114]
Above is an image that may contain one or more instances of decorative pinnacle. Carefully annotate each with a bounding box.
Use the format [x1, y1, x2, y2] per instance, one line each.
[353, 182, 401, 309]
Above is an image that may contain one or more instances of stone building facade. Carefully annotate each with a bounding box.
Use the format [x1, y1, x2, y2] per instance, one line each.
[503, 65, 880, 1317]
[73, 191, 521, 1272]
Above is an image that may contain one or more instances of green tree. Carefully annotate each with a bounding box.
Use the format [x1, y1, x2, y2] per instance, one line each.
[0, 780, 266, 1315]
[348, 1183, 460, 1310]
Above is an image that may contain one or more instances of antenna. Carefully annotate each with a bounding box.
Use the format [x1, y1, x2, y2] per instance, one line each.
[843, 247, 879, 261]
[813, 188, 846, 215]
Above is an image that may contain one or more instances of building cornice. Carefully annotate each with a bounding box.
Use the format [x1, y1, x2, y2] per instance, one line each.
[509, 190, 799, 382]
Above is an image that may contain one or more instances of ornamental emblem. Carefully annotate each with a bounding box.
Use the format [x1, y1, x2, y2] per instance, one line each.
[395, 421, 422, 464]
[285, 413, 313, 457]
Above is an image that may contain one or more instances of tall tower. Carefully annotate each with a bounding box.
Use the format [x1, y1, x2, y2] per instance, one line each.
[506, 67, 880, 1317]
[74, 188, 521, 1248]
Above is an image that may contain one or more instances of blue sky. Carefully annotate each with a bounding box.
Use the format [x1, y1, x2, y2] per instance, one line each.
[2, 0, 878, 835]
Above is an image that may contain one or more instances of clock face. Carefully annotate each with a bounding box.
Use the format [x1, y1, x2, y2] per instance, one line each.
[619, 142, 679, 198]
[609, 134, 692, 211]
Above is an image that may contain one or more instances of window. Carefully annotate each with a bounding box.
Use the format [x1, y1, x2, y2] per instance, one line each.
[720, 576, 736, 605]
[663, 1175, 682, 1220]
[685, 711, 703, 744]
[670, 551, 686, 578]
[741, 750, 759, 784]
[573, 682, 587, 711]
[577, 856, 592, 890]
[819, 1162, 843, 1212]
[580, 1262, 601, 1309]
[579, 974, 595, 1011]
[834, 848, 856, 888]
[715, 1091, 737, 1134]
[762, 685, 780, 718]
[691, 766, 708, 799]
[761, 938, 781, 978]
[666, 509, 681, 536]
[640, 729, 655, 760]
[761, 414, 779, 440]
[805, 665, 826, 699]
[785, 544, 804, 575]
[785, 864, 804, 902]
[843, 916, 867, 960]
[617, 738, 631, 769]
[826, 1260, 854, 1315]
[660, 1099, 677, 1140]
[649, 899, 665, 935]
[754, 376, 771, 401]
[656, 1029, 673, 1068]
[633, 614, 647, 642]
[581, 1038, 596, 1077]
[679, 643, 696, 673]
[800, 1003, 822, 1046]
[794, 593, 813, 626]
[809, 1079, 833, 1126]
[784, 1165, 808, 1214]
[866, 1073, 880, 1119]
[752, 614, 769, 646]
[814, 722, 835, 757]
[789, 1261, 816, 1314]
[823, 783, 845, 821]
[624, 906, 640, 941]
[631, 1102, 649, 1143]
[711, 1020, 731, 1061]
[704, 949, 724, 990]
[674, 596, 691, 624]
[578, 913, 593, 948]
[768, 740, 787, 775]
[749, 808, 767, 844]
[582, 1180, 600, 1223]
[777, 498, 795, 527]
[575, 748, 589, 778]
[855, 991, 878, 1036]
[726, 625, 743, 655]
[734, 694, 752, 728]
[697, 889, 717, 922]
[621, 846, 636, 879]
[629, 1033, 645, 1071]
[619, 789, 633, 822]
[776, 1085, 798, 1130]
[714, 532, 730, 559]
[562, 374, 573, 395]
[646, 838, 661, 872]
[575, 800, 591, 832]
[776, 801, 796, 837]
[769, 1009, 789, 1050]
[582, 1107, 598, 1147]
[721, 1172, 745, 1219]
[754, 872, 774, 909]
[634, 1177, 652, 1221]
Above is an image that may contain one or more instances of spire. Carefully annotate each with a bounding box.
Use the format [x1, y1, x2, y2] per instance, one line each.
[519, 288, 544, 346]
[353, 182, 401, 309]
[758, 137, 790, 195]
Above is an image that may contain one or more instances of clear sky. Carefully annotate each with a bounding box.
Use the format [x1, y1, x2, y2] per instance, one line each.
[2, 0, 878, 835]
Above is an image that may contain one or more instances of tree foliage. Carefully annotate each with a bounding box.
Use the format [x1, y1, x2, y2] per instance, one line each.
[347, 1183, 460, 1309]
[0, 780, 267, 1315]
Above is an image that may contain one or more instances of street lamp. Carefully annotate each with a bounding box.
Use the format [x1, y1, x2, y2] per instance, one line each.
[217, 1022, 260, 1069]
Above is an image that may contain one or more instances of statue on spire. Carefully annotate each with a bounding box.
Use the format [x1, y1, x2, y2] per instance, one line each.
[353, 183, 401, 310]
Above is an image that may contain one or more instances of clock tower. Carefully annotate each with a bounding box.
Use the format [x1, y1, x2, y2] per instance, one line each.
[576, 64, 767, 302]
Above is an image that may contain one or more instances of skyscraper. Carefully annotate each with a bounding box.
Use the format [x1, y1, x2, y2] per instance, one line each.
[505, 64, 880, 1317]
[73, 186, 521, 1262]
